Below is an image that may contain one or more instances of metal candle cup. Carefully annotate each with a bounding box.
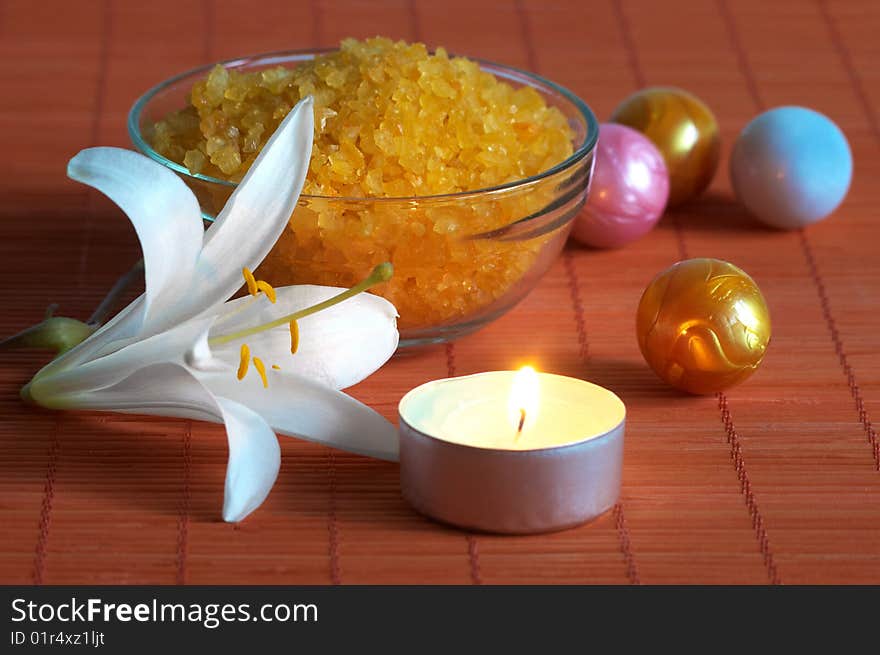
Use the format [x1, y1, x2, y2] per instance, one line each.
[398, 371, 625, 534]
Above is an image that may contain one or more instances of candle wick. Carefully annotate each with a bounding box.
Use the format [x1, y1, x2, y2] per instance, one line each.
[516, 408, 526, 436]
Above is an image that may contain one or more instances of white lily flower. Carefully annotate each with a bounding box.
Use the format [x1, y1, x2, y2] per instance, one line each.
[22, 97, 400, 523]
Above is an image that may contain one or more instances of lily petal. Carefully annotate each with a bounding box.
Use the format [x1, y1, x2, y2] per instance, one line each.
[27, 316, 217, 407]
[196, 367, 399, 461]
[32, 296, 146, 379]
[217, 397, 281, 523]
[42, 362, 280, 523]
[188, 97, 314, 320]
[67, 147, 203, 336]
[44, 361, 221, 420]
[42, 97, 314, 375]
[211, 285, 399, 389]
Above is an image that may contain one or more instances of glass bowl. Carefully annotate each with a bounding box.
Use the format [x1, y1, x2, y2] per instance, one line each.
[128, 49, 598, 347]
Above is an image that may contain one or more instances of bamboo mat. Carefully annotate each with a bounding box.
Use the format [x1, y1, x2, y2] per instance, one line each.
[1, 0, 878, 585]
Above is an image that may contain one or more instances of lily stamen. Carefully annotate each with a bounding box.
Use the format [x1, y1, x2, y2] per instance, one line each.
[242, 267, 258, 296]
[237, 343, 251, 380]
[210, 262, 393, 347]
[289, 321, 299, 354]
[256, 280, 277, 304]
[252, 357, 268, 388]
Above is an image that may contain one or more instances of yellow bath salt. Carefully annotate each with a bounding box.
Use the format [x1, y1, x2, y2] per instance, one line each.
[148, 37, 574, 329]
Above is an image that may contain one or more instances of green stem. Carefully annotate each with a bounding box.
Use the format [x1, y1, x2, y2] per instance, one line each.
[88, 259, 144, 326]
[0, 317, 95, 355]
[0, 258, 143, 358]
[208, 262, 393, 347]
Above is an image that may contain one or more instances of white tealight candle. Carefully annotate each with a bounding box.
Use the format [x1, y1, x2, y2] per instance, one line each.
[398, 369, 626, 534]
[421, 368, 624, 450]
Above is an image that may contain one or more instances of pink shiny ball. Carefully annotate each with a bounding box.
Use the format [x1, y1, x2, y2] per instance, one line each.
[573, 123, 670, 248]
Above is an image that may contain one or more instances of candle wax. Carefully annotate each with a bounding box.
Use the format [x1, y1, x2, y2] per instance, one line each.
[400, 371, 625, 451]
[435, 396, 609, 449]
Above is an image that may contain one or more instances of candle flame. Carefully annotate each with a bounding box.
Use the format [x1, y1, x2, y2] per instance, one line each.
[509, 366, 539, 436]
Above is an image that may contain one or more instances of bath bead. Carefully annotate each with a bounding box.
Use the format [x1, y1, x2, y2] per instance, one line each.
[636, 258, 771, 394]
[611, 87, 720, 207]
[730, 106, 852, 230]
[572, 123, 669, 248]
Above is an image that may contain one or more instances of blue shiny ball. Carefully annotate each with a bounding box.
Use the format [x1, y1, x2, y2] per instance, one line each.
[730, 107, 852, 229]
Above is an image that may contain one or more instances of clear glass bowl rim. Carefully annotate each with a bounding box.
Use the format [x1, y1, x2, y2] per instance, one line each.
[127, 47, 599, 204]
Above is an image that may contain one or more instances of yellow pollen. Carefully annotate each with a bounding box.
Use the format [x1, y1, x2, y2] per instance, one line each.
[242, 267, 258, 296]
[237, 343, 251, 380]
[271, 364, 281, 370]
[289, 320, 299, 354]
[252, 357, 268, 388]
[256, 280, 277, 303]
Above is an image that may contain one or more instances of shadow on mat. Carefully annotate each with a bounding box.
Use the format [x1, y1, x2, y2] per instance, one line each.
[656, 191, 773, 235]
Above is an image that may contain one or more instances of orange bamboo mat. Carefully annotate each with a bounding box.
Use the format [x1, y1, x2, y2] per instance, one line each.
[1, 0, 878, 585]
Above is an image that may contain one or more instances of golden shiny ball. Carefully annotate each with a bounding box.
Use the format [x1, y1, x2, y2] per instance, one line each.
[610, 87, 720, 207]
[636, 258, 771, 394]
